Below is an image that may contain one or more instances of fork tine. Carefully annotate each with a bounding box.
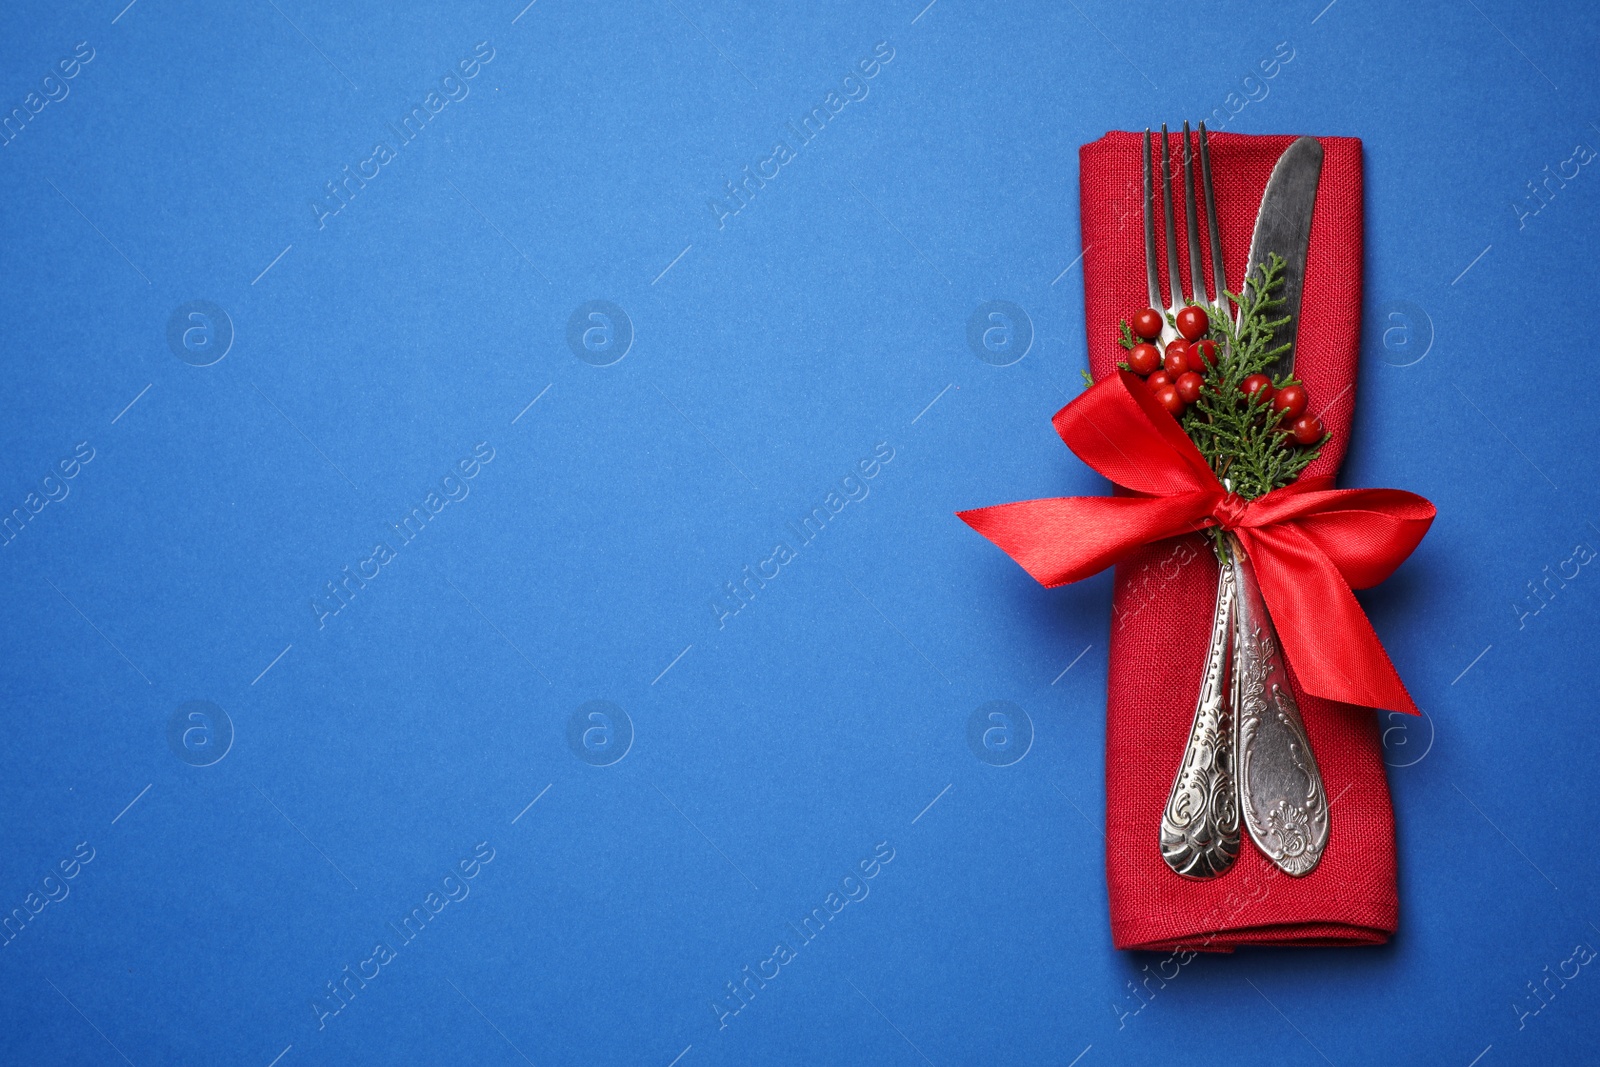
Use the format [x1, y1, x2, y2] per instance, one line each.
[1143, 129, 1161, 311]
[1198, 122, 1226, 313]
[1181, 122, 1207, 307]
[1158, 124, 1184, 326]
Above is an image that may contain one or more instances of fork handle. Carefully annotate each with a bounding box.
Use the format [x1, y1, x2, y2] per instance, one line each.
[1159, 556, 1241, 878]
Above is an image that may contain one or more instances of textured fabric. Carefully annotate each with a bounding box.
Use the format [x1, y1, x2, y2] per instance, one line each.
[956, 369, 1434, 715]
[1078, 131, 1398, 952]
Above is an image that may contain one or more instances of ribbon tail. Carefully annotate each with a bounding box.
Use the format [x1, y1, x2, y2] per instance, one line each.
[1240, 525, 1422, 716]
[958, 494, 1213, 587]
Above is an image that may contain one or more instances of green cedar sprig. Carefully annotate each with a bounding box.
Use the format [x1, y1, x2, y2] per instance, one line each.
[1118, 320, 1137, 350]
[1182, 252, 1324, 501]
[1109, 320, 1138, 378]
[1109, 252, 1328, 507]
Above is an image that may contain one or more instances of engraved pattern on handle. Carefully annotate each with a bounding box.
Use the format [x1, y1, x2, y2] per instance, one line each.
[1228, 535, 1330, 876]
[1159, 559, 1241, 878]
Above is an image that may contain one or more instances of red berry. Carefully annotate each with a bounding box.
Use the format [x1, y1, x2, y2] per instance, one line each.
[1175, 371, 1203, 404]
[1273, 384, 1307, 421]
[1153, 384, 1186, 416]
[1165, 338, 1191, 363]
[1240, 374, 1275, 404]
[1132, 308, 1164, 340]
[1128, 342, 1161, 375]
[1190, 338, 1218, 368]
[1175, 306, 1209, 341]
[1163, 346, 1189, 377]
[1147, 370, 1174, 391]
[1289, 414, 1324, 445]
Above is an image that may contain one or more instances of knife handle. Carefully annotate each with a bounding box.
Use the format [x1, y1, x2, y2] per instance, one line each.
[1228, 534, 1330, 877]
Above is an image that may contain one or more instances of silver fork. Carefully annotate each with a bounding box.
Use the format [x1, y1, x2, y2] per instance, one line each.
[1150, 123, 1242, 879]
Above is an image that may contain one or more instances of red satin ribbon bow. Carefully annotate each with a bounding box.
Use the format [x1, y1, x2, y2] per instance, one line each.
[958, 369, 1435, 716]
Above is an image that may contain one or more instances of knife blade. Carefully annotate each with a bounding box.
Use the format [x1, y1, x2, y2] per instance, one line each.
[1237, 136, 1323, 381]
[1230, 135, 1330, 877]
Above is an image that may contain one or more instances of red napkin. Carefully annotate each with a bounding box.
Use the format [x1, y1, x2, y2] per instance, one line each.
[1078, 131, 1397, 951]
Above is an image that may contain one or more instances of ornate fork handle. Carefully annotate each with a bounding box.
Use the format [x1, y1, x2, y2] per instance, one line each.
[1159, 558, 1241, 878]
[1228, 534, 1329, 876]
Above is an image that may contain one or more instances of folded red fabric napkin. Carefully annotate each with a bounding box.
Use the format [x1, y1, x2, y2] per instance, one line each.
[1078, 131, 1397, 951]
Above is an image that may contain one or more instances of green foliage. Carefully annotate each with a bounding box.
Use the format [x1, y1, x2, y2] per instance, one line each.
[1177, 253, 1325, 501]
[1117, 320, 1136, 350]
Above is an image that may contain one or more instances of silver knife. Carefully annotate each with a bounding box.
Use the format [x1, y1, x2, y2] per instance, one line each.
[1239, 136, 1323, 379]
[1230, 136, 1330, 876]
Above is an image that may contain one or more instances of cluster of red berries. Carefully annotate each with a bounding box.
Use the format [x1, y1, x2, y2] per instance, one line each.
[1126, 306, 1325, 446]
[1127, 306, 1217, 412]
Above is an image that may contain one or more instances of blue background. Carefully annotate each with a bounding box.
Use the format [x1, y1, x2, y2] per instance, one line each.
[1, 1, 1596, 1064]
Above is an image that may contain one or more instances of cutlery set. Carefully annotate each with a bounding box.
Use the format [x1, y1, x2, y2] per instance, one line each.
[1144, 123, 1331, 879]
